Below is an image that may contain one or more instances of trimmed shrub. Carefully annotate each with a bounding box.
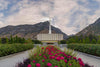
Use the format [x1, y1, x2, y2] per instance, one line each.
[67, 44, 100, 56]
[0, 43, 34, 57]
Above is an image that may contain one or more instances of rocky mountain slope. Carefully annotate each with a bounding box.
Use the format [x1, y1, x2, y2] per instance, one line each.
[0, 21, 68, 39]
[76, 18, 100, 36]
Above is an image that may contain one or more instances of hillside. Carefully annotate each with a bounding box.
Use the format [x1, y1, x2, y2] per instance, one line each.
[0, 21, 68, 39]
[76, 18, 100, 36]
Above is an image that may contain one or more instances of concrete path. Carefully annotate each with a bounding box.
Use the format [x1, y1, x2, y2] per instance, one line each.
[77, 51, 100, 67]
[0, 50, 30, 67]
[61, 48, 100, 67]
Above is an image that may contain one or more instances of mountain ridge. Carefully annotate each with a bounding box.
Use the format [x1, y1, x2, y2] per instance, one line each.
[0, 21, 68, 39]
[76, 18, 100, 36]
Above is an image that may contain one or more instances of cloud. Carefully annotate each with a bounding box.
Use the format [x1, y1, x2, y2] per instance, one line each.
[0, 0, 9, 10]
[0, 0, 100, 35]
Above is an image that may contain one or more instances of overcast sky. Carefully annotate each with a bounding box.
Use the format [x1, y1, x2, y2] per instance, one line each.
[0, 0, 100, 35]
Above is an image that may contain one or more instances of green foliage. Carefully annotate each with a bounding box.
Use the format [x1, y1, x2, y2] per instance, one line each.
[59, 40, 66, 44]
[26, 38, 32, 43]
[66, 35, 99, 44]
[32, 40, 42, 44]
[0, 43, 34, 57]
[1, 38, 8, 44]
[0, 36, 33, 44]
[67, 43, 100, 56]
[28, 46, 81, 67]
[63, 48, 77, 57]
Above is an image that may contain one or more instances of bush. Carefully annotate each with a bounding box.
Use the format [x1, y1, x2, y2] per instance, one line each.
[0, 43, 34, 57]
[67, 44, 100, 56]
[32, 40, 42, 44]
[59, 40, 66, 44]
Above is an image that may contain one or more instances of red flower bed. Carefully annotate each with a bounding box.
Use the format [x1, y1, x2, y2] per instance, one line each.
[27, 45, 86, 67]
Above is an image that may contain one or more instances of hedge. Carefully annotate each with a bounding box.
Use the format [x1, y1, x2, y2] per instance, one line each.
[67, 43, 100, 56]
[0, 43, 34, 57]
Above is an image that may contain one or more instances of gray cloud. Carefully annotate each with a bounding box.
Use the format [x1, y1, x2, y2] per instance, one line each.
[0, 0, 100, 35]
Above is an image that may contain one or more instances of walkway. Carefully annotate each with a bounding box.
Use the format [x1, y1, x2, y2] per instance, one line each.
[0, 50, 31, 67]
[61, 48, 100, 67]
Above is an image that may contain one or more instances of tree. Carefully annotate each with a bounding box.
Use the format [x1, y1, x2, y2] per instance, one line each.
[85, 37, 90, 43]
[60, 40, 66, 44]
[1, 38, 7, 44]
[91, 39, 96, 44]
[97, 36, 100, 44]
[0, 38, 1, 43]
[5, 37, 9, 43]
[26, 38, 32, 43]
[9, 35, 14, 44]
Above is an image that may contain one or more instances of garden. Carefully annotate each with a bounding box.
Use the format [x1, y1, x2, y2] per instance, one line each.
[67, 43, 100, 56]
[0, 43, 33, 57]
[16, 45, 91, 67]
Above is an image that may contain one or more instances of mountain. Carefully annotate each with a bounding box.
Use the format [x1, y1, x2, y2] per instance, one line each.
[76, 18, 100, 36]
[0, 21, 68, 39]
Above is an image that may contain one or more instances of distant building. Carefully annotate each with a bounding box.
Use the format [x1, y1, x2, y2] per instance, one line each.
[37, 19, 63, 45]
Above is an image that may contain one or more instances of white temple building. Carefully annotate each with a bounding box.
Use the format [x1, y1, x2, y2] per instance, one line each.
[37, 19, 63, 45]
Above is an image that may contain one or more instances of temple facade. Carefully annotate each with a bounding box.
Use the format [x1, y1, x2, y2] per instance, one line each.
[37, 19, 63, 45]
[37, 34, 63, 45]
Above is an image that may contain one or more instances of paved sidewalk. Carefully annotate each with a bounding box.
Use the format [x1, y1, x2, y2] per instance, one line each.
[0, 50, 30, 67]
[61, 48, 100, 67]
[77, 51, 100, 67]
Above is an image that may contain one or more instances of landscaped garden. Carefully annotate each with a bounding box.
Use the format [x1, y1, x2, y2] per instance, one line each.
[16, 45, 91, 67]
[0, 36, 35, 57]
[67, 43, 100, 56]
[0, 43, 33, 57]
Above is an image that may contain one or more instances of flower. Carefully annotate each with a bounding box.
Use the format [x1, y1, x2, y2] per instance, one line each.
[79, 61, 85, 66]
[47, 63, 52, 66]
[44, 56, 47, 59]
[39, 54, 41, 56]
[36, 63, 41, 67]
[42, 47, 44, 49]
[56, 57, 60, 61]
[69, 64, 72, 66]
[73, 57, 76, 59]
[52, 56, 55, 59]
[54, 54, 58, 56]
[54, 66, 58, 67]
[27, 64, 31, 67]
[64, 59, 67, 63]
[42, 59, 45, 62]
[60, 56, 64, 60]
[78, 58, 82, 61]
[33, 60, 35, 63]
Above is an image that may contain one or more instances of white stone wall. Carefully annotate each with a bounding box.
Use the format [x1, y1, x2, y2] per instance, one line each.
[37, 34, 63, 41]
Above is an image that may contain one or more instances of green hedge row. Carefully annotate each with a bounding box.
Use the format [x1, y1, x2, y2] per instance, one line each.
[0, 43, 34, 57]
[67, 43, 100, 56]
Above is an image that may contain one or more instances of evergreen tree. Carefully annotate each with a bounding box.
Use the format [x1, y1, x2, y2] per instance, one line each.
[9, 35, 13, 44]
[0, 38, 1, 43]
[97, 36, 100, 44]
[5, 37, 9, 44]
[91, 39, 96, 44]
[85, 37, 90, 43]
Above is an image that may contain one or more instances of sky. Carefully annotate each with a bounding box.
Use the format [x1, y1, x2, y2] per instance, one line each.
[0, 0, 100, 35]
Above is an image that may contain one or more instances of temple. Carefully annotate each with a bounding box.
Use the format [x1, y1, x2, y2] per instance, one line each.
[37, 19, 63, 45]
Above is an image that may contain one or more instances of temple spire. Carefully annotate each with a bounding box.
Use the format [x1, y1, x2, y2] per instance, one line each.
[49, 18, 52, 34]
